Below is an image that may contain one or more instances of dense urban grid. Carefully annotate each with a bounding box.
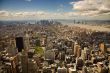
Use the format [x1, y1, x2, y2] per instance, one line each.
[0, 20, 110, 73]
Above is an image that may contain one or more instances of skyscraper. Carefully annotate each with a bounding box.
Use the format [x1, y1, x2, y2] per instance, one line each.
[57, 67, 67, 73]
[28, 59, 38, 73]
[74, 42, 81, 57]
[99, 42, 106, 54]
[45, 50, 55, 61]
[21, 51, 28, 73]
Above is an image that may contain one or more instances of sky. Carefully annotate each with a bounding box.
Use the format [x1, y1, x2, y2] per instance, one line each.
[0, 0, 110, 20]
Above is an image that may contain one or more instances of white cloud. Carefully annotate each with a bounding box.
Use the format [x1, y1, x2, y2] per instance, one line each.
[14, 11, 44, 17]
[0, 10, 70, 20]
[0, 9, 110, 20]
[70, 0, 110, 16]
[0, 10, 10, 17]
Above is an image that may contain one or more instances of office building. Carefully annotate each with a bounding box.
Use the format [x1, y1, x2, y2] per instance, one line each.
[57, 67, 67, 73]
[45, 50, 55, 61]
[28, 59, 38, 73]
[99, 42, 106, 54]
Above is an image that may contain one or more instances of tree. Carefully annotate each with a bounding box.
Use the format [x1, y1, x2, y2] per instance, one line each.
[35, 46, 44, 57]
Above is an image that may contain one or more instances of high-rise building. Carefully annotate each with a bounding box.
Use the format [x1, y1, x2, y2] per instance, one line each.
[36, 39, 41, 46]
[76, 57, 84, 70]
[28, 59, 38, 73]
[77, 46, 81, 58]
[4, 63, 12, 73]
[73, 41, 81, 57]
[82, 66, 88, 73]
[24, 33, 30, 50]
[28, 49, 35, 58]
[15, 37, 24, 52]
[65, 55, 71, 63]
[99, 42, 106, 54]
[81, 50, 85, 61]
[69, 67, 77, 73]
[45, 50, 55, 61]
[81, 47, 90, 60]
[21, 51, 28, 73]
[97, 62, 108, 73]
[40, 35, 47, 47]
[43, 68, 52, 73]
[3, 55, 19, 73]
[66, 49, 73, 55]
[10, 56, 19, 73]
[57, 67, 67, 73]
[6, 48, 18, 56]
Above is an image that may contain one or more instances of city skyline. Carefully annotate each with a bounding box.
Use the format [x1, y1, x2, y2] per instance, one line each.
[0, 0, 110, 20]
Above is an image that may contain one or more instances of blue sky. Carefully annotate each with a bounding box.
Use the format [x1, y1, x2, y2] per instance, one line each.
[0, 0, 110, 20]
[0, 0, 76, 12]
